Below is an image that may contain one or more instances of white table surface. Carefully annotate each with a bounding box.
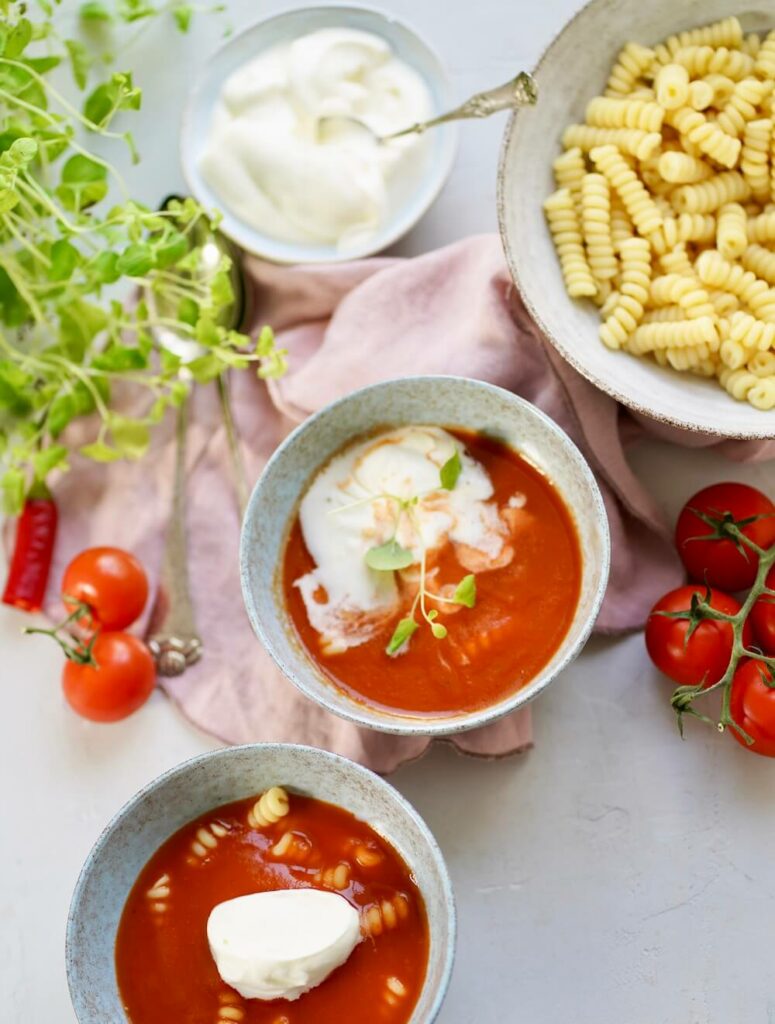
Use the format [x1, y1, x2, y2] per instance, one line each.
[3, 2, 775, 1021]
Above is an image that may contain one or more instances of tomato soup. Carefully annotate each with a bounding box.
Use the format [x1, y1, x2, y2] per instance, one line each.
[282, 427, 582, 716]
[115, 791, 429, 1024]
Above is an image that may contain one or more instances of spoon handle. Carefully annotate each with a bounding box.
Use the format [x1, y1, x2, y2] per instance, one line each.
[385, 71, 538, 140]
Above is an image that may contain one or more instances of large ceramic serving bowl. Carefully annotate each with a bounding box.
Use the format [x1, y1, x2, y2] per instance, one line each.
[181, 4, 457, 263]
[66, 743, 455, 1024]
[498, 0, 774, 440]
[240, 375, 611, 736]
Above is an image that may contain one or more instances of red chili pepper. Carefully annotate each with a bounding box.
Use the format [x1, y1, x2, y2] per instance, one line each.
[2, 484, 58, 613]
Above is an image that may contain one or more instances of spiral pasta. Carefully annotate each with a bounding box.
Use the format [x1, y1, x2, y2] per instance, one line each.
[562, 124, 661, 160]
[669, 44, 754, 80]
[361, 893, 411, 937]
[716, 202, 748, 258]
[657, 150, 711, 184]
[742, 244, 775, 285]
[314, 862, 352, 890]
[740, 118, 773, 202]
[605, 42, 656, 97]
[544, 189, 597, 298]
[666, 107, 741, 168]
[580, 173, 617, 281]
[657, 17, 743, 58]
[719, 366, 775, 409]
[189, 821, 230, 862]
[599, 237, 651, 349]
[216, 991, 245, 1023]
[247, 786, 290, 828]
[716, 78, 773, 137]
[747, 209, 775, 243]
[270, 829, 317, 864]
[754, 30, 775, 81]
[655, 64, 690, 110]
[672, 171, 751, 214]
[586, 96, 664, 132]
[591, 144, 662, 236]
[552, 146, 586, 203]
[696, 249, 775, 321]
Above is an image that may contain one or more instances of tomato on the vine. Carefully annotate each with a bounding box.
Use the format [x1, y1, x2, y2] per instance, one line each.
[675, 482, 775, 592]
[62, 632, 156, 723]
[645, 585, 752, 687]
[751, 566, 775, 657]
[62, 547, 149, 631]
[729, 660, 775, 758]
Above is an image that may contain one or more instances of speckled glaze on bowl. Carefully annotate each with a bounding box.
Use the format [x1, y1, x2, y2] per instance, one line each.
[181, 4, 458, 264]
[66, 743, 455, 1024]
[498, 0, 775, 440]
[240, 375, 610, 735]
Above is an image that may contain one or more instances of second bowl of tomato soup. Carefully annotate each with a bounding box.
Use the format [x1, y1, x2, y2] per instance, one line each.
[66, 744, 455, 1024]
[241, 376, 610, 734]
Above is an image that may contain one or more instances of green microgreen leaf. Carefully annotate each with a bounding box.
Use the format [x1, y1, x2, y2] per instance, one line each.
[439, 448, 462, 490]
[453, 574, 477, 608]
[65, 39, 91, 89]
[365, 539, 414, 572]
[386, 616, 419, 656]
[173, 4, 193, 32]
[430, 622, 448, 639]
[80, 1, 113, 21]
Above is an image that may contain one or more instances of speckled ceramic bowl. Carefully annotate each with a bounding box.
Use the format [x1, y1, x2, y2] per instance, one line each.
[498, 0, 774, 439]
[240, 376, 610, 735]
[66, 743, 455, 1023]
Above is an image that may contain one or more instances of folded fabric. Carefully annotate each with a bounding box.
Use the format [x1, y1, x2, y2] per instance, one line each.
[33, 234, 773, 774]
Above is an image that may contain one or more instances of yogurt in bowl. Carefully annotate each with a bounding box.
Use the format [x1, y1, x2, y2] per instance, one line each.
[182, 7, 458, 263]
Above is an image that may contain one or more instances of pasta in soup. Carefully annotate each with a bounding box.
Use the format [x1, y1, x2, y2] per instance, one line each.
[115, 789, 429, 1023]
[281, 425, 582, 717]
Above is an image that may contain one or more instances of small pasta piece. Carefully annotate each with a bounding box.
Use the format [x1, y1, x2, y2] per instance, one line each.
[248, 787, 290, 828]
[747, 210, 775, 243]
[552, 146, 586, 203]
[599, 236, 651, 349]
[605, 42, 656, 97]
[649, 272, 714, 319]
[600, 288, 621, 319]
[270, 829, 316, 864]
[728, 310, 775, 354]
[610, 200, 633, 250]
[716, 203, 748, 259]
[702, 73, 736, 107]
[591, 145, 662, 237]
[740, 118, 773, 203]
[666, 107, 741, 169]
[719, 366, 775, 409]
[748, 351, 775, 376]
[145, 873, 171, 901]
[544, 189, 597, 298]
[642, 306, 684, 323]
[189, 821, 229, 861]
[351, 841, 385, 868]
[626, 315, 718, 354]
[661, 18, 743, 58]
[716, 78, 774, 138]
[361, 893, 411, 938]
[754, 30, 775, 82]
[314, 862, 352, 890]
[581, 173, 617, 281]
[657, 150, 711, 184]
[586, 96, 664, 132]
[672, 171, 751, 215]
[562, 124, 661, 160]
[384, 976, 408, 1009]
[663, 343, 717, 371]
[742, 244, 775, 286]
[659, 244, 693, 276]
[742, 33, 762, 59]
[696, 249, 775, 322]
[687, 80, 714, 112]
[655, 64, 690, 110]
[217, 991, 245, 1023]
[708, 289, 739, 317]
[670, 45, 754, 81]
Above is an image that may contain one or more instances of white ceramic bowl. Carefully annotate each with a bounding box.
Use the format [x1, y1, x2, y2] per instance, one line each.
[240, 376, 611, 736]
[498, 0, 775, 440]
[66, 743, 455, 1023]
[181, 4, 457, 263]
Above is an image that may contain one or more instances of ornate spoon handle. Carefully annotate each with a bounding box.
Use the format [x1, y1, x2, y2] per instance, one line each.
[145, 396, 203, 676]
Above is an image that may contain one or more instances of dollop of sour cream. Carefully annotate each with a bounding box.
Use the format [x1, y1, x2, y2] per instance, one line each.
[207, 890, 361, 1002]
[295, 426, 511, 653]
[199, 28, 434, 250]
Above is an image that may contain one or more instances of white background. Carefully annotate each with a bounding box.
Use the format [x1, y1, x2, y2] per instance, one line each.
[3, 2, 775, 1022]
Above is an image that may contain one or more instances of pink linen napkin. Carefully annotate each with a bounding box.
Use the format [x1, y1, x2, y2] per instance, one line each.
[31, 234, 775, 774]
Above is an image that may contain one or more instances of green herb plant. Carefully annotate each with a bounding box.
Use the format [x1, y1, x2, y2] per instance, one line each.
[0, 0, 285, 515]
[340, 447, 477, 655]
[665, 510, 775, 744]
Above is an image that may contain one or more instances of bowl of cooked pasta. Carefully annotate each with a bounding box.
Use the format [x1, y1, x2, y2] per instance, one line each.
[66, 743, 456, 1024]
[498, 0, 775, 438]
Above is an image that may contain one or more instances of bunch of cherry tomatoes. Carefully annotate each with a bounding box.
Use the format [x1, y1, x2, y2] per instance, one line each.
[645, 482, 775, 757]
[32, 547, 156, 723]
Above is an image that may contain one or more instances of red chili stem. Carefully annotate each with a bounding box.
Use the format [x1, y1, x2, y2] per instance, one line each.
[2, 485, 58, 614]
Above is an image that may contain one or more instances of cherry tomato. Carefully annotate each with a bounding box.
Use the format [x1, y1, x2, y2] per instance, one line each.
[729, 660, 775, 758]
[751, 566, 775, 656]
[645, 585, 752, 687]
[62, 632, 156, 723]
[62, 547, 149, 631]
[675, 482, 775, 592]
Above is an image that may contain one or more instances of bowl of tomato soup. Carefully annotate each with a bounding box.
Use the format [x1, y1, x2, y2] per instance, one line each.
[66, 743, 455, 1024]
[241, 376, 610, 734]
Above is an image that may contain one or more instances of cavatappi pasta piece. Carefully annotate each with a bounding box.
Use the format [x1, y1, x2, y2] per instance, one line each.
[270, 829, 317, 864]
[716, 202, 748, 259]
[696, 249, 775, 322]
[716, 78, 774, 138]
[605, 42, 656, 97]
[581, 173, 617, 281]
[672, 171, 751, 214]
[626, 315, 718, 354]
[754, 30, 775, 81]
[586, 96, 664, 132]
[655, 64, 689, 110]
[217, 991, 245, 1023]
[740, 119, 773, 202]
[562, 124, 661, 160]
[552, 146, 586, 203]
[361, 893, 411, 938]
[742, 244, 775, 286]
[649, 273, 714, 319]
[657, 150, 712, 184]
[719, 366, 775, 409]
[189, 821, 229, 861]
[591, 145, 662, 237]
[747, 210, 775, 243]
[384, 977, 409, 1009]
[314, 862, 352, 890]
[666, 107, 741, 168]
[247, 786, 290, 828]
[543, 189, 597, 298]
[599, 237, 651, 349]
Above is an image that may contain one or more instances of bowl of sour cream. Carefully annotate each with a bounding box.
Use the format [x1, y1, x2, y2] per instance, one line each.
[181, 5, 458, 262]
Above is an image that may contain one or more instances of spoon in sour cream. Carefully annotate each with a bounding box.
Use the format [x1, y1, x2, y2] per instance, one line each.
[317, 70, 538, 144]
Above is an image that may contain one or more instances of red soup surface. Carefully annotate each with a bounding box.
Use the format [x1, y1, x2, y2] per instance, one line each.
[283, 428, 582, 716]
[115, 792, 429, 1024]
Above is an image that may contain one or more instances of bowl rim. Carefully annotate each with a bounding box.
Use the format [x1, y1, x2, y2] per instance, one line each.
[495, 0, 775, 441]
[239, 374, 611, 736]
[65, 741, 457, 1024]
[179, 1, 459, 264]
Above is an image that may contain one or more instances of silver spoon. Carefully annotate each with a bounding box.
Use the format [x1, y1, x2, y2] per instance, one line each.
[318, 70, 538, 143]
